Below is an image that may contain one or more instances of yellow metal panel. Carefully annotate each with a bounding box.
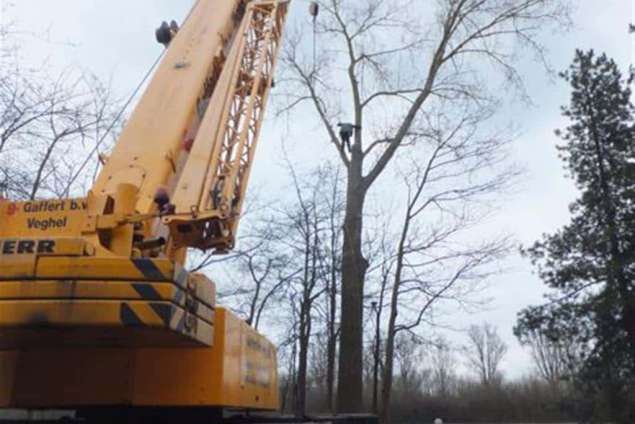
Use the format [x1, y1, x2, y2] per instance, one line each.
[11, 349, 135, 407]
[0, 255, 36, 280]
[132, 308, 278, 409]
[35, 257, 176, 282]
[0, 239, 89, 280]
[0, 280, 214, 323]
[0, 300, 166, 327]
[32, 257, 216, 306]
[0, 280, 176, 301]
[0, 310, 277, 410]
[0, 300, 213, 348]
[131, 320, 227, 406]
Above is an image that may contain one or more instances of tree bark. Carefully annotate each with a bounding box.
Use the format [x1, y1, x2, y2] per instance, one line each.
[371, 298, 382, 414]
[380, 324, 396, 424]
[326, 255, 337, 412]
[295, 301, 310, 417]
[337, 145, 368, 413]
[379, 215, 409, 424]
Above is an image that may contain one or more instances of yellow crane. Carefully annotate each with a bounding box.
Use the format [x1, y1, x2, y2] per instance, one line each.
[0, 0, 292, 421]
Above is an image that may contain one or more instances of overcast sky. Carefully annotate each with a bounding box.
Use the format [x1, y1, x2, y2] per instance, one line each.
[2, 0, 633, 380]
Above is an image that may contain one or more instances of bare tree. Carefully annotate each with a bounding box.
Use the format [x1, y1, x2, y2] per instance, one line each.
[308, 332, 332, 409]
[280, 0, 570, 411]
[393, 334, 427, 395]
[288, 177, 326, 418]
[0, 20, 120, 200]
[206, 163, 345, 417]
[519, 329, 570, 389]
[431, 338, 457, 398]
[229, 243, 295, 330]
[368, 245, 392, 414]
[285, 164, 348, 417]
[464, 323, 508, 387]
[278, 326, 299, 414]
[269, 164, 346, 417]
[374, 101, 516, 423]
[313, 164, 345, 412]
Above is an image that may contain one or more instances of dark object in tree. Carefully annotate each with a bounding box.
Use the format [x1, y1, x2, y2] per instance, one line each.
[156, 20, 179, 47]
[515, 50, 635, 424]
[309, 2, 319, 20]
[337, 123, 360, 153]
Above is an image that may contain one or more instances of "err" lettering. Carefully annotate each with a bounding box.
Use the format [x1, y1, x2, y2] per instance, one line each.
[0, 239, 56, 255]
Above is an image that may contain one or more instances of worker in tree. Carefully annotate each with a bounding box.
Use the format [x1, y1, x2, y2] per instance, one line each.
[337, 122, 361, 153]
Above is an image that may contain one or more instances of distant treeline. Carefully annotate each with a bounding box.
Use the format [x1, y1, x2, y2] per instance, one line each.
[292, 376, 579, 424]
[387, 378, 578, 424]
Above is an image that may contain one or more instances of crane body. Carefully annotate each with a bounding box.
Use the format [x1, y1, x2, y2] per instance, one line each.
[0, 0, 289, 418]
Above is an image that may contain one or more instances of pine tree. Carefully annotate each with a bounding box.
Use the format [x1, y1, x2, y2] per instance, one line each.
[515, 50, 635, 423]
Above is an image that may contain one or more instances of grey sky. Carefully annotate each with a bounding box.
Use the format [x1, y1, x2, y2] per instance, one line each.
[3, 0, 633, 380]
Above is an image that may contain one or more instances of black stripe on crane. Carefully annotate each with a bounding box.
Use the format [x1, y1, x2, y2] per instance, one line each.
[119, 303, 144, 327]
[132, 259, 169, 281]
[149, 302, 172, 326]
[131, 283, 163, 301]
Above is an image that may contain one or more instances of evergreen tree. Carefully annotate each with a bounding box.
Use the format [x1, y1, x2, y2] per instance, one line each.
[515, 50, 635, 424]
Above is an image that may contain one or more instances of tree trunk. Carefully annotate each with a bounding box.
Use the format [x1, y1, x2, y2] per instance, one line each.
[380, 274, 401, 424]
[295, 227, 314, 418]
[336, 148, 368, 413]
[326, 269, 337, 412]
[295, 302, 309, 417]
[380, 327, 396, 424]
[372, 273, 387, 414]
[371, 305, 381, 414]
[380, 213, 410, 424]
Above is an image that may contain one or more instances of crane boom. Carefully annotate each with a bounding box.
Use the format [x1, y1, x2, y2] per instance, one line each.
[86, 0, 288, 257]
[93, 0, 243, 216]
[167, 0, 287, 252]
